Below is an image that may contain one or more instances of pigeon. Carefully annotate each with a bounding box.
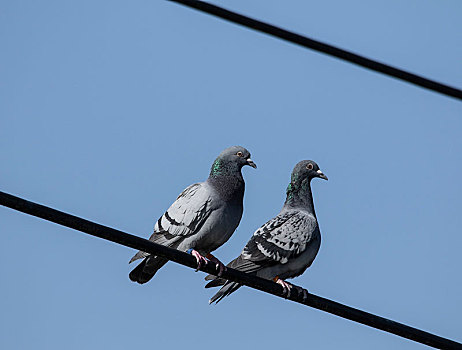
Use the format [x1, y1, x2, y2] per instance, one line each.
[205, 160, 327, 303]
[129, 146, 256, 284]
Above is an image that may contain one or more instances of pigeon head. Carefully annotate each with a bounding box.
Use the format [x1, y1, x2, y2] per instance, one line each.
[291, 160, 328, 182]
[210, 146, 256, 177]
[285, 160, 327, 207]
[287, 160, 327, 194]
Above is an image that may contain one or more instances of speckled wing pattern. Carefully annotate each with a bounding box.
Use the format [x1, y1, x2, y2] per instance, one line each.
[205, 209, 319, 301]
[237, 210, 317, 269]
[130, 183, 212, 263]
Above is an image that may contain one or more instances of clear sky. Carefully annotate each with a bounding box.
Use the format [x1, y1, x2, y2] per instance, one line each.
[1, 1, 461, 349]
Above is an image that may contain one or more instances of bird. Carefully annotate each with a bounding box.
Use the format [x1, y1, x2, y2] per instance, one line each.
[129, 146, 257, 284]
[205, 160, 327, 303]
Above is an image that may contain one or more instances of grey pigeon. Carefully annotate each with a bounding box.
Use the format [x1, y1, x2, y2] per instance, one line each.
[205, 160, 327, 303]
[129, 146, 256, 284]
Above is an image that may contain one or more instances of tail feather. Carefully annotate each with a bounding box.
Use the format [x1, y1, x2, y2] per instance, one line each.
[204, 255, 239, 287]
[209, 282, 241, 304]
[129, 250, 149, 264]
[204, 277, 227, 288]
[204, 271, 226, 287]
[129, 256, 168, 284]
[204, 273, 216, 281]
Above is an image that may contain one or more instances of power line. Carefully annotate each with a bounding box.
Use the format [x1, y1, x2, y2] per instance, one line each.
[167, 0, 462, 101]
[1, 190, 461, 349]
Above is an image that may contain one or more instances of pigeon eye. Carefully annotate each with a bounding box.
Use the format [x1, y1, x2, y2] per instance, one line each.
[236, 151, 244, 157]
[306, 163, 314, 170]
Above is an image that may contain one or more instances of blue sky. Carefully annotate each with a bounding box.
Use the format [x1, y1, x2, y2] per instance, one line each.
[1, 1, 461, 349]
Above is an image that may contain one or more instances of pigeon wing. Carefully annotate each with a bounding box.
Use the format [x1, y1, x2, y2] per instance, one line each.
[130, 183, 213, 263]
[205, 210, 317, 287]
[233, 210, 317, 272]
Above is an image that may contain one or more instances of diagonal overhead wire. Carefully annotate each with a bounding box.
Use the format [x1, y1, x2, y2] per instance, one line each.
[1, 190, 461, 349]
[167, 0, 462, 101]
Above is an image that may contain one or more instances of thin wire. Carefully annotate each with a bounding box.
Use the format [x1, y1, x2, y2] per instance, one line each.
[167, 0, 462, 101]
[1, 190, 461, 349]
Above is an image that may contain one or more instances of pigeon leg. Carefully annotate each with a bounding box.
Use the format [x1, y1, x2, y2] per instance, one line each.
[273, 277, 292, 298]
[206, 253, 227, 277]
[188, 249, 208, 272]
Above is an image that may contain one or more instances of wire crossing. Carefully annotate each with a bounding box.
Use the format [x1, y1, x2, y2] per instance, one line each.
[1, 190, 461, 349]
[167, 0, 462, 101]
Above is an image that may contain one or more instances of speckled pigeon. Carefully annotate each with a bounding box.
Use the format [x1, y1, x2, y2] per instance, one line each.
[205, 160, 327, 303]
[129, 146, 256, 284]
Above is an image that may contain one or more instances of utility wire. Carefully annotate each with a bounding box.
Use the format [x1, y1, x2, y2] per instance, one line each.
[1, 190, 461, 349]
[167, 0, 462, 101]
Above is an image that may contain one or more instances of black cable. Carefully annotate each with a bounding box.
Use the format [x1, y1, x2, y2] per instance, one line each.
[1, 190, 461, 349]
[167, 0, 462, 101]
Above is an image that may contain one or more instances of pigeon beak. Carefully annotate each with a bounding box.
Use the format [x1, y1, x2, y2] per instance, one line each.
[246, 159, 257, 169]
[317, 169, 328, 180]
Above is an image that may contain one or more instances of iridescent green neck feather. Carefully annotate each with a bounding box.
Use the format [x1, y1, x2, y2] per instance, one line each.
[286, 182, 295, 200]
[210, 158, 223, 177]
[285, 177, 315, 214]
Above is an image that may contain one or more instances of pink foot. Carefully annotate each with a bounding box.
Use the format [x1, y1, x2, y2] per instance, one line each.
[190, 249, 208, 271]
[275, 278, 293, 298]
[206, 254, 227, 277]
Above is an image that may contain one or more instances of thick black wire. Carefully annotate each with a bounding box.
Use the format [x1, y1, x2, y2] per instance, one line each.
[167, 0, 462, 101]
[1, 190, 461, 349]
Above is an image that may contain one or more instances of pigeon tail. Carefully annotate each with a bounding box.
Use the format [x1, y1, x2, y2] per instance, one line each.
[204, 276, 227, 288]
[209, 281, 241, 304]
[129, 256, 168, 284]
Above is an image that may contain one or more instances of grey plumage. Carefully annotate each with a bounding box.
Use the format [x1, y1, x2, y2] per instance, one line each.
[129, 146, 256, 284]
[206, 160, 327, 303]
